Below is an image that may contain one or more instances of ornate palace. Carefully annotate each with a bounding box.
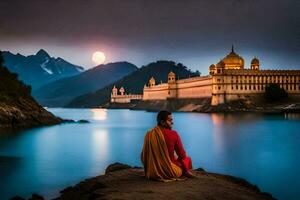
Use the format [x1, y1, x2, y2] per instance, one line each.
[111, 47, 300, 105]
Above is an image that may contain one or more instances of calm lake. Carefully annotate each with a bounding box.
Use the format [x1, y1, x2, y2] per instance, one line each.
[0, 108, 300, 200]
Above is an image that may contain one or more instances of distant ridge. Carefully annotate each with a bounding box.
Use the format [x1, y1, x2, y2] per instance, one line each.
[33, 62, 138, 107]
[1, 49, 84, 89]
[66, 60, 200, 108]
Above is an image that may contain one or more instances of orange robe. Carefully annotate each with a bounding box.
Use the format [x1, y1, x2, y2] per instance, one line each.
[141, 126, 186, 181]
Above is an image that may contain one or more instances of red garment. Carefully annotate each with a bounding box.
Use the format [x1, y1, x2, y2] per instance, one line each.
[161, 128, 192, 172]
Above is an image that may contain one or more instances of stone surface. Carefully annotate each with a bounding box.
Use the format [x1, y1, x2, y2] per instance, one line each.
[55, 163, 276, 200]
[105, 162, 132, 175]
[0, 101, 62, 130]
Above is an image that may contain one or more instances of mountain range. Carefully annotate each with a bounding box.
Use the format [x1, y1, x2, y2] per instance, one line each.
[66, 61, 200, 108]
[33, 62, 138, 107]
[1, 49, 201, 108]
[2, 49, 84, 89]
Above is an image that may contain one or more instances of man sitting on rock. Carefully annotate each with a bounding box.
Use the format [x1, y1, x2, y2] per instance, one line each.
[141, 110, 195, 181]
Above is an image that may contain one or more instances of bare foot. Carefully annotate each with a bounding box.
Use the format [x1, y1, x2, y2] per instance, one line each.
[184, 171, 196, 178]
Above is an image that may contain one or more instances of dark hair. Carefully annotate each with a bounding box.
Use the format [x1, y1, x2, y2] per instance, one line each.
[157, 110, 171, 126]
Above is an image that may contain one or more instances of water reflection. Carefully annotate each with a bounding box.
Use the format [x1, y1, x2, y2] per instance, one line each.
[210, 114, 240, 166]
[0, 129, 22, 140]
[284, 113, 300, 120]
[91, 129, 109, 162]
[211, 113, 264, 126]
[210, 113, 270, 175]
[91, 109, 107, 121]
[89, 129, 110, 175]
[0, 156, 22, 179]
[211, 121, 225, 156]
[211, 113, 224, 126]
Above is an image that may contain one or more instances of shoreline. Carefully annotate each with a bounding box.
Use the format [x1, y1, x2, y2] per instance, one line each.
[103, 99, 300, 114]
[0, 106, 63, 130]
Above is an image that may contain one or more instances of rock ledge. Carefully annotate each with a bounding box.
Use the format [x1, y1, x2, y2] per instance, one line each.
[54, 163, 276, 200]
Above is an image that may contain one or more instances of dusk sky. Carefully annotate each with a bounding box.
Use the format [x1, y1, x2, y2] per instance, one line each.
[0, 0, 299, 74]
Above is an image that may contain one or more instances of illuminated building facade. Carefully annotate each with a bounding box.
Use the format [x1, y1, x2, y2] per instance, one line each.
[112, 47, 300, 105]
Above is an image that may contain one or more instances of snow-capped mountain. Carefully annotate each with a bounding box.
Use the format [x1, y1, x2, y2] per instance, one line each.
[1, 49, 84, 89]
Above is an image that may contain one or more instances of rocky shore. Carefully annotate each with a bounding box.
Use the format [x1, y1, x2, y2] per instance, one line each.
[0, 99, 62, 129]
[12, 163, 276, 200]
[106, 96, 300, 113]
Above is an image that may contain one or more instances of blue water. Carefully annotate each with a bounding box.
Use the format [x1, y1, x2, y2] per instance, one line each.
[0, 109, 300, 200]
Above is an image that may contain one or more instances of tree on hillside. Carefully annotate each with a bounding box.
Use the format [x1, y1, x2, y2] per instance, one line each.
[195, 70, 201, 76]
[0, 51, 4, 66]
[0, 51, 32, 101]
[264, 83, 288, 102]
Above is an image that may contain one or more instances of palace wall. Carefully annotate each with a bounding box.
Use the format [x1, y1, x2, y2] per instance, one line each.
[143, 83, 169, 100]
[176, 76, 212, 98]
[211, 69, 300, 105]
[143, 76, 212, 100]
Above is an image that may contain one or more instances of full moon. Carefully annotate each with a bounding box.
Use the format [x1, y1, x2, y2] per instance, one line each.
[92, 51, 106, 65]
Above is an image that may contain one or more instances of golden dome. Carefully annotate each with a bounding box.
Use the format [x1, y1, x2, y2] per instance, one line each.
[222, 46, 244, 69]
[216, 61, 225, 68]
[251, 58, 259, 64]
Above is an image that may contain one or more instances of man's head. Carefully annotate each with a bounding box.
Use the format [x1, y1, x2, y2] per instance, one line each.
[157, 110, 173, 130]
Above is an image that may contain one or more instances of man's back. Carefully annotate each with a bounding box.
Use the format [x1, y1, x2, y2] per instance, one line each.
[161, 128, 187, 168]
